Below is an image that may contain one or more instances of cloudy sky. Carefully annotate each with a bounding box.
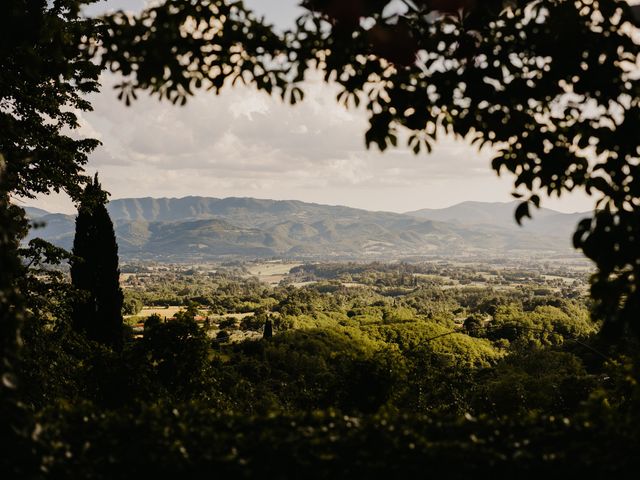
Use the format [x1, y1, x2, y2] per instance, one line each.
[23, 0, 594, 214]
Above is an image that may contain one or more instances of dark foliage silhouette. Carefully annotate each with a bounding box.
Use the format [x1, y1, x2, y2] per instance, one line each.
[71, 175, 124, 350]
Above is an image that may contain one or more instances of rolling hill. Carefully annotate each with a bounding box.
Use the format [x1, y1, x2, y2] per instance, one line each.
[405, 200, 588, 238]
[23, 197, 589, 261]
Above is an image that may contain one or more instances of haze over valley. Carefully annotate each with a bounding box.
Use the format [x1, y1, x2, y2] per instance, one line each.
[26, 196, 589, 262]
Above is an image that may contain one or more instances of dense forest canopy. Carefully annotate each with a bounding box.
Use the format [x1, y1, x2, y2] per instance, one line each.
[7, 259, 640, 477]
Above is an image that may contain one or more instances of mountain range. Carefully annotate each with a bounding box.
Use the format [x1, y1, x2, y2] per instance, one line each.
[24, 197, 590, 261]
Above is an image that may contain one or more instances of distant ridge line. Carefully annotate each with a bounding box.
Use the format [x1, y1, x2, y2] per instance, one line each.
[24, 196, 588, 261]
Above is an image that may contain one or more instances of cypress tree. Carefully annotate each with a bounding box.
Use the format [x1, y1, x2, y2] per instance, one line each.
[263, 318, 273, 339]
[71, 174, 123, 350]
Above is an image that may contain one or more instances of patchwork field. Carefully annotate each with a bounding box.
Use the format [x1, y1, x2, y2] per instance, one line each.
[246, 262, 302, 285]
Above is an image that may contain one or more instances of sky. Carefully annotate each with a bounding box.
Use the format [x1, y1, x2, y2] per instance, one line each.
[21, 0, 597, 215]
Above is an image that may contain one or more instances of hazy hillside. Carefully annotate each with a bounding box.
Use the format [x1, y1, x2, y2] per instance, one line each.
[24, 197, 586, 261]
[406, 200, 589, 239]
[27, 213, 75, 247]
[24, 206, 53, 219]
[107, 196, 422, 230]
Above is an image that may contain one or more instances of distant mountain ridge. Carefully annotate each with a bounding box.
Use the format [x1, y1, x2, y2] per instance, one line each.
[405, 200, 589, 238]
[24, 206, 52, 219]
[24, 197, 589, 261]
[106, 196, 405, 227]
[405, 201, 557, 227]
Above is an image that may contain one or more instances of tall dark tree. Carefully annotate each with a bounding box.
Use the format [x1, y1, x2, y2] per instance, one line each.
[263, 318, 274, 339]
[71, 174, 123, 350]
